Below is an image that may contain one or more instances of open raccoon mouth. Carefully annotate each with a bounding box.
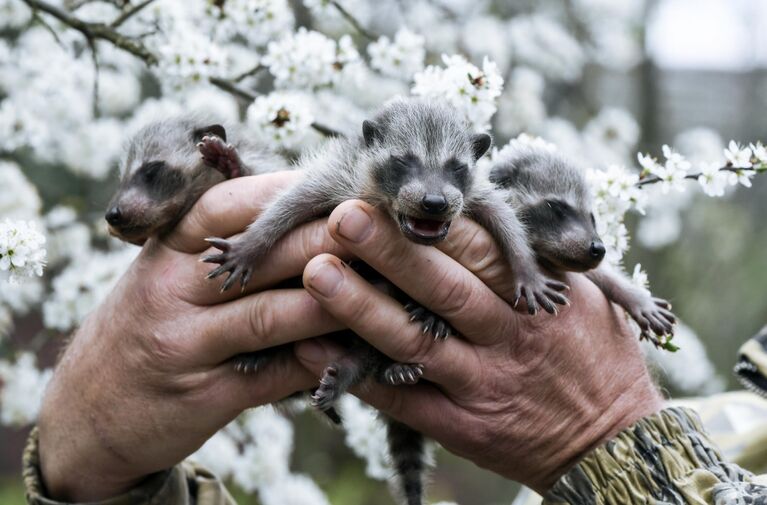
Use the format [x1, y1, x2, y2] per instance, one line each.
[398, 214, 451, 245]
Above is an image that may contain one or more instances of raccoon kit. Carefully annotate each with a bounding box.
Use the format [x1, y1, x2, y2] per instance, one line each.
[203, 98, 569, 505]
[488, 145, 676, 341]
[105, 115, 287, 245]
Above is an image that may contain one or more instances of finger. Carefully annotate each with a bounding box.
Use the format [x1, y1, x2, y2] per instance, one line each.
[191, 288, 343, 362]
[167, 219, 349, 306]
[302, 254, 480, 391]
[295, 338, 466, 437]
[326, 201, 516, 346]
[435, 217, 519, 302]
[207, 353, 318, 413]
[165, 171, 302, 254]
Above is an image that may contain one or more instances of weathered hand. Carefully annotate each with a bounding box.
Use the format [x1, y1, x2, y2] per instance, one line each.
[295, 200, 662, 494]
[38, 172, 346, 502]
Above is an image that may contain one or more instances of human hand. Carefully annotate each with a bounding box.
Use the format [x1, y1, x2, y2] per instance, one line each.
[295, 200, 662, 493]
[38, 172, 346, 501]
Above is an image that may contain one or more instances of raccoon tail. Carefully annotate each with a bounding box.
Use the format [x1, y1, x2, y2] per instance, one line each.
[386, 417, 425, 505]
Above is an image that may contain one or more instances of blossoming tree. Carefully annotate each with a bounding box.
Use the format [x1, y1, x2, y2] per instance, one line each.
[0, 0, 765, 503]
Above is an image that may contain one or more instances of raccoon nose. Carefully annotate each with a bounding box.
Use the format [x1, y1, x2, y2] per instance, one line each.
[105, 206, 123, 226]
[421, 194, 448, 214]
[590, 241, 606, 260]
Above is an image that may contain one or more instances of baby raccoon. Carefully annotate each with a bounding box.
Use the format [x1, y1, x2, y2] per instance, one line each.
[106, 115, 287, 245]
[489, 145, 676, 341]
[203, 98, 569, 505]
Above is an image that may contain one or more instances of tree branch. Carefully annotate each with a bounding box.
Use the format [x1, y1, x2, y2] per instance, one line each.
[635, 166, 748, 188]
[329, 0, 376, 41]
[23, 0, 158, 65]
[209, 78, 343, 138]
[110, 0, 156, 28]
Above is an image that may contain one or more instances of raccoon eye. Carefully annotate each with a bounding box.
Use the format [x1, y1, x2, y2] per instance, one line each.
[590, 213, 596, 227]
[452, 162, 468, 173]
[140, 161, 166, 183]
[545, 200, 567, 219]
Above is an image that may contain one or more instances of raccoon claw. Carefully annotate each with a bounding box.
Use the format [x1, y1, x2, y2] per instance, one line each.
[198, 135, 243, 179]
[404, 302, 455, 341]
[513, 277, 570, 315]
[382, 363, 424, 386]
[232, 352, 269, 374]
[629, 297, 676, 338]
[203, 237, 253, 291]
[311, 365, 342, 412]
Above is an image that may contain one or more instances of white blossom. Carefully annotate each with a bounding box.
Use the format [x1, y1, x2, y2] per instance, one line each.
[724, 140, 753, 169]
[583, 108, 640, 164]
[0, 161, 41, 220]
[260, 474, 330, 505]
[155, 29, 230, 89]
[697, 161, 729, 197]
[43, 247, 138, 331]
[0, 0, 32, 29]
[507, 15, 585, 82]
[263, 28, 358, 89]
[630, 263, 649, 291]
[204, 0, 295, 47]
[674, 128, 724, 164]
[495, 67, 546, 138]
[247, 92, 316, 149]
[412, 54, 503, 131]
[98, 69, 142, 116]
[340, 395, 391, 480]
[59, 118, 123, 179]
[751, 142, 767, 165]
[368, 28, 425, 80]
[0, 220, 46, 283]
[0, 353, 52, 426]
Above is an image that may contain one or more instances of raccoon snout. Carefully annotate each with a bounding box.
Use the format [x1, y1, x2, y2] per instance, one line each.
[105, 206, 123, 226]
[589, 241, 606, 260]
[421, 194, 448, 215]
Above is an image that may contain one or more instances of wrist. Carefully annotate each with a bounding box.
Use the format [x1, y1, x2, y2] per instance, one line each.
[536, 374, 663, 492]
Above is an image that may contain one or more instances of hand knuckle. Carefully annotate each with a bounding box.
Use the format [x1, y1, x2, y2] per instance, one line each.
[429, 271, 475, 316]
[248, 297, 275, 343]
[460, 227, 499, 273]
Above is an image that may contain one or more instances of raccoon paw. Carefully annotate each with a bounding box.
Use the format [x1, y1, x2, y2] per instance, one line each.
[202, 237, 255, 292]
[513, 274, 569, 315]
[382, 363, 424, 386]
[311, 365, 343, 412]
[232, 352, 270, 374]
[197, 135, 243, 179]
[404, 302, 454, 341]
[627, 296, 676, 337]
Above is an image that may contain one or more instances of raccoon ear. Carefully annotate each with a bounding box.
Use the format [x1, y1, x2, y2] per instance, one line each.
[193, 124, 227, 143]
[488, 164, 517, 188]
[362, 120, 383, 147]
[471, 133, 492, 161]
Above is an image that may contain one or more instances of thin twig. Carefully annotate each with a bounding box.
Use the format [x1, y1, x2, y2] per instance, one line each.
[110, 0, 156, 28]
[328, 0, 376, 40]
[22, 0, 158, 65]
[635, 166, 743, 187]
[233, 64, 264, 83]
[86, 36, 101, 117]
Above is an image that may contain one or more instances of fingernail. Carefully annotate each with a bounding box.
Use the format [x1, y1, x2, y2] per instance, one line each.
[308, 261, 343, 297]
[296, 339, 328, 365]
[336, 207, 372, 243]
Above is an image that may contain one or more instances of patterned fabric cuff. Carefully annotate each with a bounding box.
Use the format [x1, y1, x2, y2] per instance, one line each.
[543, 407, 767, 505]
[23, 426, 177, 505]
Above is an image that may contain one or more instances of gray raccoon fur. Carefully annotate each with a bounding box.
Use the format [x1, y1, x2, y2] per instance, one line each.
[204, 97, 570, 505]
[489, 145, 676, 339]
[106, 115, 287, 245]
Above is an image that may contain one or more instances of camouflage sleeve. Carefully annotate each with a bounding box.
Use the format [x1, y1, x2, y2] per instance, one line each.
[22, 427, 237, 505]
[543, 406, 767, 505]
